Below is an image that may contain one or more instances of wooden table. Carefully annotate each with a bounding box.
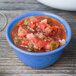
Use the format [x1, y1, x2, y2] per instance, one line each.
[0, 0, 76, 76]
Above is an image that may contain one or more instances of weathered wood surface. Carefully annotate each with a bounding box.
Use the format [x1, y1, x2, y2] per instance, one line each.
[0, 0, 76, 76]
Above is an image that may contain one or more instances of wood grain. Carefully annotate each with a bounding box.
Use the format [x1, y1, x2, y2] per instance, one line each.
[0, 0, 76, 76]
[0, 74, 73, 76]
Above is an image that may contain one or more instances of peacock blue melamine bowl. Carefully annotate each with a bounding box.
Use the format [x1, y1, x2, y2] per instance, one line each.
[6, 11, 71, 68]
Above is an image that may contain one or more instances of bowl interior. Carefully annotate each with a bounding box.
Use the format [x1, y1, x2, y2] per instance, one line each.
[6, 11, 71, 56]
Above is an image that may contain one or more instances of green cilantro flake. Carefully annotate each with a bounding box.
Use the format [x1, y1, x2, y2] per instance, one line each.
[52, 30, 55, 33]
[24, 20, 28, 25]
[25, 45, 28, 48]
[27, 26, 35, 32]
[50, 41, 56, 50]
[28, 44, 34, 51]
[38, 40, 42, 44]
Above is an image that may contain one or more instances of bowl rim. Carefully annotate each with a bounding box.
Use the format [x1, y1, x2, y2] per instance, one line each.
[6, 11, 71, 56]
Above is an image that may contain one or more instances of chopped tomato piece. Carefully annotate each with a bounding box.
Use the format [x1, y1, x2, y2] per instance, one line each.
[30, 37, 38, 44]
[44, 26, 57, 36]
[21, 39, 28, 45]
[29, 38, 47, 49]
[17, 19, 24, 25]
[29, 24, 36, 29]
[44, 26, 51, 35]
[39, 22, 48, 30]
[28, 17, 37, 29]
[50, 26, 57, 36]
[29, 17, 37, 24]
[35, 39, 47, 49]
[45, 43, 52, 50]
[18, 26, 27, 37]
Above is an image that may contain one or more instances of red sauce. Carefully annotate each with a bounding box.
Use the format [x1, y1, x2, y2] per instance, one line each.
[11, 16, 66, 52]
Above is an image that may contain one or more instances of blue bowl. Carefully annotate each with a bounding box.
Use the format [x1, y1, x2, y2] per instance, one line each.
[6, 11, 71, 68]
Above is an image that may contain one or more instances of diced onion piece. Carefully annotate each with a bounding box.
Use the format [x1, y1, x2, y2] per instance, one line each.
[44, 26, 51, 35]
[59, 39, 66, 46]
[39, 33, 44, 38]
[35, 33, 44, 39]
[45, 44, 51, 50]
[55, 26, 59, 28]
[26, 33, 35, 40]
[18, 26, 27, 37]
[41, 19, 47, 23]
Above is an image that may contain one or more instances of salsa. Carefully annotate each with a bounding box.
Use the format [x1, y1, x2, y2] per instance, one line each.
[11, 16, 66, 52]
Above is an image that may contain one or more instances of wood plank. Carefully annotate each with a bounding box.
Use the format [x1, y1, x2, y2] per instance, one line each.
[0, 68, 74, 74]
[0, 0, 38, 4]
[0, 3, 51, 10]
[0, 74, 73, 76]
[0, 65, 75, 70]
